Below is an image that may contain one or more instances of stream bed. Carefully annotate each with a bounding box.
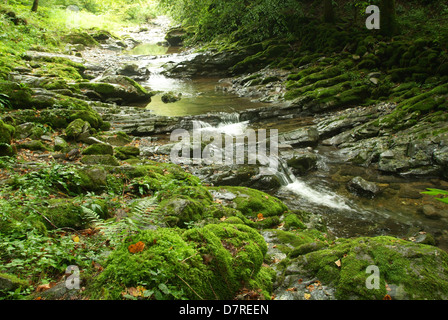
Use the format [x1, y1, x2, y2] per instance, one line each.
[84, 16, 448, 252]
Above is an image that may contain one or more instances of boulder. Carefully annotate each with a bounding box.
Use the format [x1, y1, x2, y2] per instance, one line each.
[80, 154, 120, 166]
[82, 143, 114, 155]
[279, 127, 319, 148]
[347, 176, 381, 198]
[79, 75, 153, 104]
[65, 119, 91, 142]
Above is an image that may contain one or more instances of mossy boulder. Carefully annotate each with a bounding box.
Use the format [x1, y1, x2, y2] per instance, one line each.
[0, 119, 15, 144]
[114, 146, 140, 160]
[65, 119, 91, 142]
[91, 224, 272, 300]
[80, 154, 120, 166]
[208, 186, 288, 219]
[62, 32, 99, 47]
[82, 143, 114, 155]
[79, 76, 153, 104]
[16, 140, 52, 152]
[75, 166, 109, 192]
[289, 236, 448, 300]
[0, 273, 29, 297]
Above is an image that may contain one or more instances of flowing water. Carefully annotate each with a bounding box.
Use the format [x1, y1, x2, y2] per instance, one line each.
[112, 17, 448, 251]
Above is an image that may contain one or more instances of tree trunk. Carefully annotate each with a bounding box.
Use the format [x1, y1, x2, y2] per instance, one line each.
[31, 0, 39, 12]
[323, 0, 335, 24]
[379, 0, 398, 36]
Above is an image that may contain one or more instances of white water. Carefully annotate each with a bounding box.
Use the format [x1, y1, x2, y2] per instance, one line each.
[283, 180, 353, 211]
[196, 117, 354, 212]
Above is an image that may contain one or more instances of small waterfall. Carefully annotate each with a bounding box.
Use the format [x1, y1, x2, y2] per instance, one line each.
[274, 157, 353, 211]
[193, 116, 353, 212]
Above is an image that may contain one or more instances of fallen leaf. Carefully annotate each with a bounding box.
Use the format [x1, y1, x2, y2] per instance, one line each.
[286, 287, 297, 292]
[335, 259, 342, 267]
[257, 213, 265, 221]
[220, 216, 227, 221]
[128, 241, 145, 253]
[383, 294, 392, 300]
[72, 235, 80, 243]
[304, 293, 311, 300]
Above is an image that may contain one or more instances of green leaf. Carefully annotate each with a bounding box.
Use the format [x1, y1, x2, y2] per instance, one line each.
[158, 283, 170, 295]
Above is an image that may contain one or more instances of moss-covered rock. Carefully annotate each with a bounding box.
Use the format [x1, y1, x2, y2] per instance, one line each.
[82, 143, 114, 155]
[207, 186, 288, 218]
[290, 236, 448, 300]
[0, 119, 15, 144]
[16, 140, 52, 152]
[0, 273, 29, 297]
[62, 32, 99, 47]
[65, 119, 91, 142]
[91, 224, 273, 300]
[80, 154, 120, 166]
[114, 146, 140, 160]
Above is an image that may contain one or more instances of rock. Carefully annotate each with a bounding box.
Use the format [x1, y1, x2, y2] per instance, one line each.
[54, 137, 68, 151]
[16, 140, 51, 152]
[419, 204, 441, 220]
[347, 176, 381, 198]
[0, 119, 15, 144]
[80, 154, 120, 166]
[286, 236, 448, 300]
[284, 150, 318, 175]
[114, 146, 140, 160]
[82, 143, 114, 155]
[76, 166, 108, 192]
[165, 27, 187, 46]
[65, 119, 92, 142]
[104, 132, 132, 146]
[279, 127, 319, 148]
[79, 75, 153, 104]
[161, 91, 182, 103]
[0, 273, 29, 297]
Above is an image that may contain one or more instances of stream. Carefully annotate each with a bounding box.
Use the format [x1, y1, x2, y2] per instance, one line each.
[85, 16, 448, 251]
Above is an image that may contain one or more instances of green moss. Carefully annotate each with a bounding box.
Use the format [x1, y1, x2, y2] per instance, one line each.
[80, 155, 120, 166]
[66, 118, 90, 141]
[91, 224, 272, 300]
[16, 140, 51, 152]
[40, 199, 85, 230]
[207, 186, 288, 218]
[62, 32, 99, 47]
[82, 143, 114, 155]
[0, 272, 29, 296]
[295, 236, 448, 300]
[114, 146, 140, 160]
[0, 119, 15, 144]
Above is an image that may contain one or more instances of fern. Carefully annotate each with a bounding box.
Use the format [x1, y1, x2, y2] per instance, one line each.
[80, 197, 160, 247]
[421, 188, 448, 204]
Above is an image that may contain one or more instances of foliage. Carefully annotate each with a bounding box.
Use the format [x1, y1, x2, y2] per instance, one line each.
[421, 188, 448, 204]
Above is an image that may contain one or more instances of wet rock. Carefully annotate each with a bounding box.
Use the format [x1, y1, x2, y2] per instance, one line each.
[283, 150, 318, 175]
[347, 176, 381, 198]
[419, 204, 441, 220]
[279, 127, 319, 148]
[161, 91, 182, 103]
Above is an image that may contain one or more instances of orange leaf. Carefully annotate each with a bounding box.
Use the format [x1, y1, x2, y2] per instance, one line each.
[383, 294, 392, 300]
[128, 241, 145, 253]
[257, 213, 265, 221]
